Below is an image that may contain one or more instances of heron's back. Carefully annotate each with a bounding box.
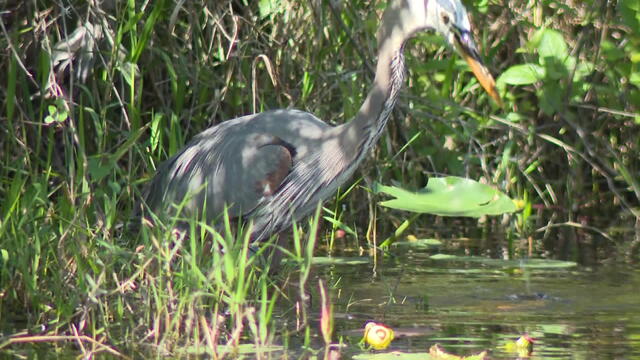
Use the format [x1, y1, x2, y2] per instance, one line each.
[144, 109, 352, 240]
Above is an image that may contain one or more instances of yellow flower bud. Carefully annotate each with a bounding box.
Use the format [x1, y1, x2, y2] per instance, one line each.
[363, 322, 394, 350]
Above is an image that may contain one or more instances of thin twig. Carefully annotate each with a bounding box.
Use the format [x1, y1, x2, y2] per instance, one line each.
[535, 220, 615, 243]
[571, 103, 639, 118]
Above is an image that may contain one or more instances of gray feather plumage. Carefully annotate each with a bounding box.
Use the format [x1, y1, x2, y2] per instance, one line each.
[143, 0, 481, 243]
[145, 109, 354, 240]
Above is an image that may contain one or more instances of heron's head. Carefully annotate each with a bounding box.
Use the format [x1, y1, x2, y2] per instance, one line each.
[405, 0, 502, 105]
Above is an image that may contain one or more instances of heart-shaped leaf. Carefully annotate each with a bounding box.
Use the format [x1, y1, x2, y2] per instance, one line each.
[374, 177, 517, 217]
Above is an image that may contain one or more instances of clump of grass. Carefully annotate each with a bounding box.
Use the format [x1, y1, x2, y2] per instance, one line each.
[131, 212, 277, 356]
[1, 199, 321, 357]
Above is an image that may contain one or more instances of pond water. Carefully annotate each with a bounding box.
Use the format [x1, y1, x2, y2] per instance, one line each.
[313, 246, 640, 359]
[5, 235, 638, 359]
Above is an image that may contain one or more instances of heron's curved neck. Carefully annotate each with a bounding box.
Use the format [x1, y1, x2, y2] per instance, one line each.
[339, 28, 407, 165]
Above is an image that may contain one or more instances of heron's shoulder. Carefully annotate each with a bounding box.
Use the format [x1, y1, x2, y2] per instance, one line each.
[198, 109, 327, 129]
[189, 109, 330, 146]
[255, 109, 326, 125]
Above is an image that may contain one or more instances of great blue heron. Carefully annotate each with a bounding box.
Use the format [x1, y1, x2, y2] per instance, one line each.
[144, 0, 501, 243]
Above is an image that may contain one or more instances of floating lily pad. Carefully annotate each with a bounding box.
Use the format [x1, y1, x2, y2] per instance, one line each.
[429, 254, 577, 269]
[374, 177, 517, 217]
[311, 256, 371, 265]
[352, 345, 488, 360]
[391, 238, 443, 249]
[182, 343, 284, 355]
[352, 352, 432, 360]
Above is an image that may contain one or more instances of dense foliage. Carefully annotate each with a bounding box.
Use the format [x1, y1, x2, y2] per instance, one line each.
[1, 0, 638, 357]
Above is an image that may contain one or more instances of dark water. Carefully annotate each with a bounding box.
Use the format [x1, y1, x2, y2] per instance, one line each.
[316, 247, 640, 359]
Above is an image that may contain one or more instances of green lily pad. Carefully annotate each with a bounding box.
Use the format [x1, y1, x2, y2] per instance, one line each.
[374, 177, 517, 217]
[182, 344, 284, 355]
[352, 352, 432, 360]
[311, 256, 371, 265]
[391, 238, 443, 249]
[352, 346, 488, 360]
[429, 254, 577, 269]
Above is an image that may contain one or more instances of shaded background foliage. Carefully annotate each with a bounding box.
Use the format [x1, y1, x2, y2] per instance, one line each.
[0, 0, 639, 344]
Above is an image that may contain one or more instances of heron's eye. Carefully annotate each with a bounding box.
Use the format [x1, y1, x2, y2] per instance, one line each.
[442, 14, 450, 25]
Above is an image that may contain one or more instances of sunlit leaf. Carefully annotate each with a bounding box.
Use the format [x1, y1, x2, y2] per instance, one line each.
[259, 0, 284, 18]
[601, 40, 626, 62]
[531, 28, 568, 61]
[630, 71, 640, 87]
[497, 64, 544, 85]
[505, 112, 526, 123]
[374, 177, 517, 217]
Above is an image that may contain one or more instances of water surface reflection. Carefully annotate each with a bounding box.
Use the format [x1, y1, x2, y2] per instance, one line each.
[318, 248, 640, 359]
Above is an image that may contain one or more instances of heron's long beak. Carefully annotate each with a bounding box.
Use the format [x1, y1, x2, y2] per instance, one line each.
[454, 31, 502, 107]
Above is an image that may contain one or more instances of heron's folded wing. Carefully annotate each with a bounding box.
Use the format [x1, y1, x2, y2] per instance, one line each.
[230, 134, 294, 216]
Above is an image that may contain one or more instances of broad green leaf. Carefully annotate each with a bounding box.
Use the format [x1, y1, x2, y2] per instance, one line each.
[259, 0, 283, 18]
[601, 40, 626, 62]
[88, 157, 114, 182]
[538, 83, 562, 115]
[497, 64, 544, 85]
[374, 177, 517, 217]
[574, 60, 595, 82]
[531, 28, 568, 61]
[619, 0, 640, 31]
[630, 71, 640, 87]
[505, 112, 526, 123]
